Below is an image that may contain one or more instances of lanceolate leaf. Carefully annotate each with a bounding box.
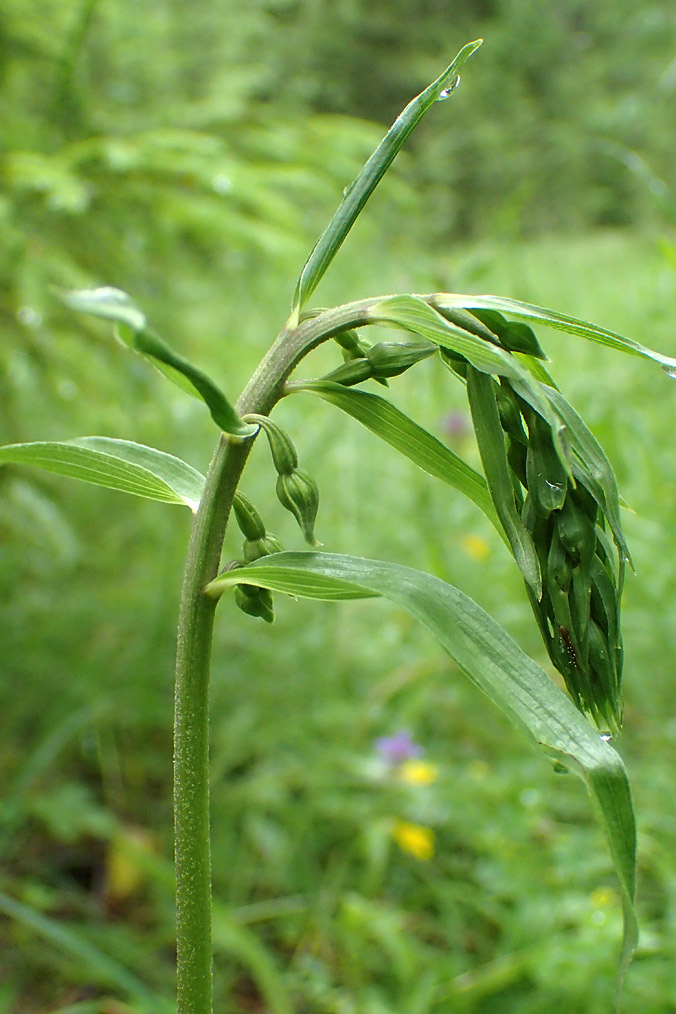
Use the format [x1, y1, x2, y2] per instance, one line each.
[370, 295, 571, 468]
[287, 380, 503, 537]
[58, 287, 256, 438]
[207, 551, 637, 988]
[369, 295, 524, 378]
[290, 40, 482, 319]
[466, 368, 541, 596]
[432, 292, 676, 374]
[0, 437, 205, 510]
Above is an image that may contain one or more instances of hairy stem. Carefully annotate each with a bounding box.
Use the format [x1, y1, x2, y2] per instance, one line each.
[173, 299, 375, 1013]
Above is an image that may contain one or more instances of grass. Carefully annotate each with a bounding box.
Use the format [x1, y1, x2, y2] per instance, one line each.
[1, 226, 676, 1012]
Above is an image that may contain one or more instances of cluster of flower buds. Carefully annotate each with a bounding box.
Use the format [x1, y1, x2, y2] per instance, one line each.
[243, 414, 320, 546]
[467, 364, 628, 733]
[228, 490, 284, 623]
[332, 329, 389, 387]
[324, 329, 436, 387]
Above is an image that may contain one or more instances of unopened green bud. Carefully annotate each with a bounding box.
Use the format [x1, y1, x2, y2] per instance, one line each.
[570, 479, 599, 523]
[232, 491, 266, 541]
[232, 491, 284, 561]
[276, 468, 320, 545]
[244, 414, 298, 475]
[365, 341, 436, 378]
[329, 331, 390, 387]
[546, 526, 572, 594]
[436, 306, 504, 345]
[321, 359, 374, 386]
[334, 328, 370, 359]
[501, 321, 546, 358]
[243, 532, 284, 563]
[556, 496, 596, 567]
[495, 383, 528, 444]
[506, 437, 528, 488]
[234, 584, 275, 624]
[470, 308, 547, 359]
[587, 618, 621, 728]
[524, 411, 568, 516]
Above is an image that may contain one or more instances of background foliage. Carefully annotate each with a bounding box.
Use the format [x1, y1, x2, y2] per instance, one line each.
[1, 1, 676, 1011]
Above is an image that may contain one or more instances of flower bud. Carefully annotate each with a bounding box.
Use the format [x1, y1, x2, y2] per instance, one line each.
[232, 491, 284, 561]
[321, 359, 374, 386]
[556, 496, 596, 567]
[232, 491, 266, 541]
[485, 376, 626, 731]
[276, 468, 320, 545]
[469, 308, 546, 359]
[234, 584, 275, 624]
[333, 328, 370, 359]
[244, 414, 298, 475]
[365, 341, 436, 379]
[524, 411, 568, 516]
[243, 532, 284, 563]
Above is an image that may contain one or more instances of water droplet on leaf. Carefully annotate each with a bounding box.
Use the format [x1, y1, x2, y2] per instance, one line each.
[661, 363, 676, 379]
[437, 75, 460, 100]
[599, 732, 612, 742]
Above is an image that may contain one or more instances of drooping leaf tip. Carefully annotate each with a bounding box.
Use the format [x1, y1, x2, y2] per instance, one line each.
[55, 285, 147, 332]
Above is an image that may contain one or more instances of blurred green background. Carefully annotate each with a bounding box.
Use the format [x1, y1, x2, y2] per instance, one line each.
[1, 1, 676, 1011]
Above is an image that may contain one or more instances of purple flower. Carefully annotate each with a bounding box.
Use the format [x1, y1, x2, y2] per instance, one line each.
[440, 411, 469, 439]
[375, 730, 423, 764]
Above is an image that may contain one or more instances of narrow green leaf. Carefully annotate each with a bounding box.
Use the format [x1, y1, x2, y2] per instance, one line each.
[370, 295, 524, 378]
[466, 368, 542, 596]
[433, 292, 676, 373]
[207, 550, 637, 991]
[0, 890, 157, 1002]
[290, 40, 482, 318]
[212, 911, 295, 1014]
[0, 437, 205, 510]
[514, 352, 560, 388]
[288, 380, 503, 538]
[58, 287, 256, 437]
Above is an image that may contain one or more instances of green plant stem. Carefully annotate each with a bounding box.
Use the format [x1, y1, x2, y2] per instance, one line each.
[173, 300, 374, 1013]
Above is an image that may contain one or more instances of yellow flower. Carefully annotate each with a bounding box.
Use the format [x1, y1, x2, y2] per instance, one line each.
[589, 886, 616, 909]
[460, 533, 491, 562]
[391, 820, 435, 861]
[397, 759, 439, 785]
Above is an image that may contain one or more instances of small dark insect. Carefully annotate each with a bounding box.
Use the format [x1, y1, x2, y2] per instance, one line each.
[559, 626, 579, 667]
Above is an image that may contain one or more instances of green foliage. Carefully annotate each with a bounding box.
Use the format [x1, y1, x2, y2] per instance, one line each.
[208, 550, 637, 977]
[0, 437, 205, 508]
[291, 40, 482, 317]
[2, 231, 676, 1013]
[2, 4, 676, 1013]
[288, 380, 501, 532]
[246, 0, 676, 238]
[59, 287, 255, 437]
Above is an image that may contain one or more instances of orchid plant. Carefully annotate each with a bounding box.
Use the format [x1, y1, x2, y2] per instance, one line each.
[3, 40, 675, 1013]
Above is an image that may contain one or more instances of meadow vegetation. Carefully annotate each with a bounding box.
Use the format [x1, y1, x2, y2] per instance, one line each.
[1, 2, 676, 1012]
